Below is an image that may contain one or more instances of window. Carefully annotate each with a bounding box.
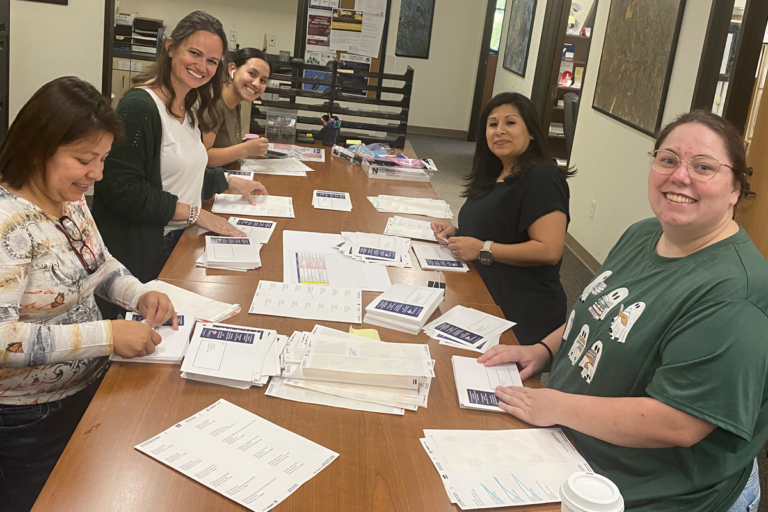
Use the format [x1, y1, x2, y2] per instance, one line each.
[490, 0, 507, 53]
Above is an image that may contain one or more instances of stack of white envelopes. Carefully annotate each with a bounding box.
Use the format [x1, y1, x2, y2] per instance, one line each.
[412, 243, 469, 272]
[211, 193, 295, 218]
[337, 232, 411, 267]
[200, 235, 262, 270]
[451, 355, 522, 412]
[197, 217, 276, 271]
[180, 322, 288, 389]
[383, 216, 437, 242]
[368, 195, 453, 219]
[111, 311, 196, 364]
[267, 325, 434, 415]
[145, 280, 241, 322]
[364, 284, 444, 335]
[423, 305, 515, 353]
[313, 190, 352, 211]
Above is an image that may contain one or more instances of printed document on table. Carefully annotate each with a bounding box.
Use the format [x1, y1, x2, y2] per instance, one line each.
[451, 355, 522, 412]
[267, 377, 405, 415]
[225, 169, 256, 180]
[248, 280, 362, 324]
[135, 399, 338, 512]
[424, 305, 515, 351]
[212, 194, 295, 218]
[383, 216, 437, 242]
[227, 217, 276, 244]
[145, 280, 240, 323]
[413, 243, 469, 272]
[313, 190, 352, 211]
[110, 312, 195, 364]
[420, 428, 592, 509]
[283, 230, 391, 291]
[241, 157, 314, 176]
[264, 144, 326, 162]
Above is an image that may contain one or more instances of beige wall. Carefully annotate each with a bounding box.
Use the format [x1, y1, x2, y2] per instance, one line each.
[567, 0, 714, 262]
[119, 0, 298, 54]
[10, 0, 105, 121]
[383, 0, 487, 133]
[492, 0, 547, 97]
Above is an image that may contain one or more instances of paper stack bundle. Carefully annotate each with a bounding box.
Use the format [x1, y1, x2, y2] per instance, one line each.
[451, 355, 522, 412]
[337, 232, 411, 267]
[267, 326, 434, 415]
[423, 305, 515, 353]
[364, 284, 444, 335]
[145, 280, 240, 323]
[197, 236, 262, 271]
[180, 322, 287, 389]
[412, 243, 469, 272]
[111, 312, 196, 364]
[313, 190, 352, 211]
[383, 216, 437, 242]
[362, 159, 432, 182]
[367, 195, 453, 219]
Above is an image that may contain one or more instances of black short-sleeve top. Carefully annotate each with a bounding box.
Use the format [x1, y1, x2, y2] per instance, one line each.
[458, 164, 570, 345]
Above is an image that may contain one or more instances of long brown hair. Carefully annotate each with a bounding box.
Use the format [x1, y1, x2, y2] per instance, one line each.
[0, 77, 123, 190]
[133, 11, 227, 133]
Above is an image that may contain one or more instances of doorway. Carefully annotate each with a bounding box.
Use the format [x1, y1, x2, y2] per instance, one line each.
[468, 0, 502, 142]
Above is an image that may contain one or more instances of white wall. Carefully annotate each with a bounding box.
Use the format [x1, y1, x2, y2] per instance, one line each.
[492, 0, 547, 97]
[119, 0, 298, 54]
[10, 0, 105, 121]
[567, 0, 714, 262]
[383, 0, 487, 132]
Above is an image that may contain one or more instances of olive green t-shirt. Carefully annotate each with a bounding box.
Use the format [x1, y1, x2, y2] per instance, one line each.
[209, 96, 242, 149]
[548, 218, 768, 512]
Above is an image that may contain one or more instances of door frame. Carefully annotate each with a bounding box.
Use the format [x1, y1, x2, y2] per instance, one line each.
[102, 0, 116, 98]
[529, 0, 570, 130]
[467, 0, 499, 142]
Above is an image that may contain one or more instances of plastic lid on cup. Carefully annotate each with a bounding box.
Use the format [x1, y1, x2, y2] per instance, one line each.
[560, 472, 624, 512]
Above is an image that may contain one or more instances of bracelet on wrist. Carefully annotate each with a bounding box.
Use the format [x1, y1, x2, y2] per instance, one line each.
[535, 340, 554, 363]
[187, 205, 194, 225]
[192, 206, 200, 225]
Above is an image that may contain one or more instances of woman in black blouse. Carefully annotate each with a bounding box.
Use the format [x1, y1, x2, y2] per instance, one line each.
[431, 92, 574, 346]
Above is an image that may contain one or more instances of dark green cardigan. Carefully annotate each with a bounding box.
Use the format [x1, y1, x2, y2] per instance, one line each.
[92, 88, 228, 283]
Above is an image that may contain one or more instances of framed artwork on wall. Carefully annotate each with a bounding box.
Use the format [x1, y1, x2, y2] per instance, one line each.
[22, 0, 68, 4]
[502, 0, 537, 77]
[395, 0, 436, 59]
[592, 0, 687, 136]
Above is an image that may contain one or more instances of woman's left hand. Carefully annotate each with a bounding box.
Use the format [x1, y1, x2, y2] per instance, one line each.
[494, 386, 562, 426]
[136, 291, 178, 330]
[447, 237, 483, 261]
[228, 177, 268, 205]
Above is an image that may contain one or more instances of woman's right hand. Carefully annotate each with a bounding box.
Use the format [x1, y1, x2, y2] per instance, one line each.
[196, 209, 247, 237]
[430, 222, 457, 244]
[243, 137, 269, 157]
[111, 320, 162, 358]
[477, 344, 550, 381]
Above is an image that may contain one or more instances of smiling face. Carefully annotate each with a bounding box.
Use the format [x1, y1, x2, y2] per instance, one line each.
[485, 104, 532, 166]
[229, 58, 270, 102]
[166, 30, 224, 96]
[37, 132, 114, 204]
[647, 122, 741, 239]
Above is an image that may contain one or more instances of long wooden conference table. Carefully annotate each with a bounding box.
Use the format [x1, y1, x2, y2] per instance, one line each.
[32, 143, 559, 512]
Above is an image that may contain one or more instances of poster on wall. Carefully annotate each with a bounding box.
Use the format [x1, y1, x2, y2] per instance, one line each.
[303, 51, 336, 92]
[339, 53, 371, 96]
[309, 0, 340, 9]
[330, 9, 364, 53]
[355, 0, 387, 58]
[307, 10, 333, 48]
[592, 0, 686, 136]
[502, 0, 538, 77]
[394, 0, 435, 59]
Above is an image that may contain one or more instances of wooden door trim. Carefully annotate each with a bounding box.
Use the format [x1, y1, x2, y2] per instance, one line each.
[102, 0, 116, 98]
[691, 0, 735, 111]
[467, 0, 497, 142]
[529, 0, 569, 128]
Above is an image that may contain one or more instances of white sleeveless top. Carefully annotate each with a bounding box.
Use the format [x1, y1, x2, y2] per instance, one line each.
[142, 88, 208, 235]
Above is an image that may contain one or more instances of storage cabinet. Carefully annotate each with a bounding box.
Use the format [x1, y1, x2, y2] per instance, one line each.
[111, 57, 151, 108]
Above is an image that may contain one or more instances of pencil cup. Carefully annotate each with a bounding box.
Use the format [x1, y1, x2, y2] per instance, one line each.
[321, 126, 340, 147]
[559, 472, 624, 512]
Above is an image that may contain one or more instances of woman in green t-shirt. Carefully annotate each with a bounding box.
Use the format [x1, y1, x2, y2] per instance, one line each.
[203, 47, 272, 167]
[479, 111, 767, 512]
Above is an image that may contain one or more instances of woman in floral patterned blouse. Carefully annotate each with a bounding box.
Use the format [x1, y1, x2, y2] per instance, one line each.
[0, 77, 177, 512]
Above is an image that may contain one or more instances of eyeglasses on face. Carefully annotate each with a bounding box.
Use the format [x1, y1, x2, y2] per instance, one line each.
[648, 149, 732, 182]
[56, 216, 98, 274]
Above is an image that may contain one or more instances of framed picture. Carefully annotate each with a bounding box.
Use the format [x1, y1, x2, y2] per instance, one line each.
[502, 0, 538, 77]
[22, 0, 68, 4]
[395, 0, 436, 59]
[592, 0, 687, 136]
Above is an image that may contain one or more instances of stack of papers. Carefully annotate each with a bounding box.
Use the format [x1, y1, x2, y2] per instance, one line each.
[364, 284, 444, 335]
[362, 159, 431, 182]
[451, 355, 522, 412]
[225, 169, 255, 180]
[212, 194, 295, 218]
[145, 280, 240, 323]
[136, 399, 337, 512]
[267, 325, 434, 415]
[110, 311, 196, 364]
[337, 232, 411, 267]
[313, 190, 352, 211]
[196, 218, 275, 271]
[201, 236, 261, 270]
[249, 280, 363, 323]
[240, 157, 314, 176]
[423, 305, 515, 353]
[421, 428, 592, 509]
[383, 216, 437, 242]
[368, 195, 453, 219]
[412, 243, 469, 272]
[266, 143, 326, 162]
[180, 322, 286, 389]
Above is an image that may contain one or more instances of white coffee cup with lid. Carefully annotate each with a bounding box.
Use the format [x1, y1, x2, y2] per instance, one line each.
[560, 471, 624, 512]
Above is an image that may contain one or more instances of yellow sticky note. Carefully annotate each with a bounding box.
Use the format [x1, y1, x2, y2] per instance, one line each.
[349, 327, 381, 341]
[346, 139, 362, 145]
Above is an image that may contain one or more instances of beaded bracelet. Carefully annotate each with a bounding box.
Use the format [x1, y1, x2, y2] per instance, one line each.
[192, 206, 200, 225]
